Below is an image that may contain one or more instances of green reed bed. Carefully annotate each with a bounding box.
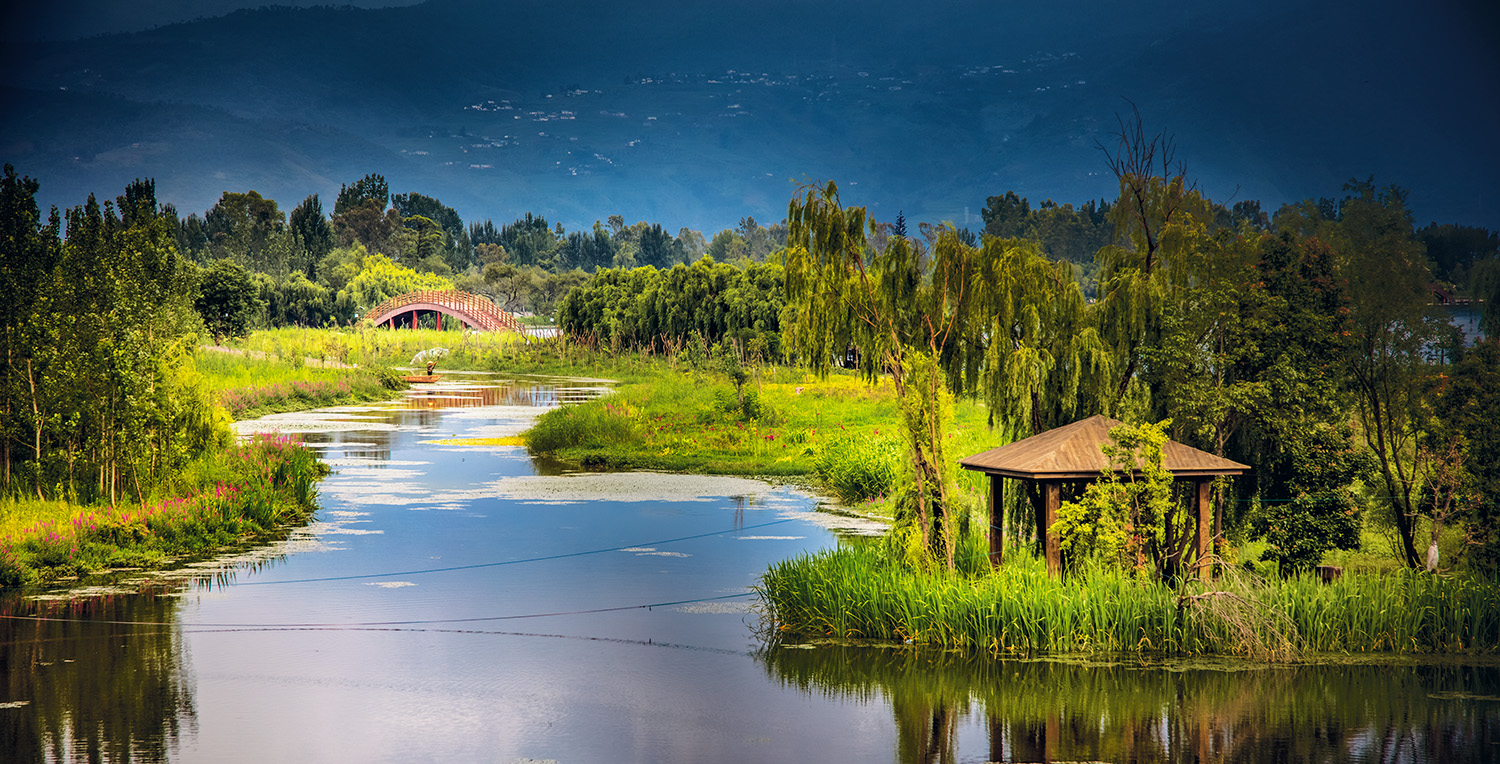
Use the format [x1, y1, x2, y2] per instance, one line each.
[757, 545, 1500, 658]
[214, 375, 400, 420]
[198, 346, 404, 420]
[0, 434, 326, 586]
[230, 326, 529, 371]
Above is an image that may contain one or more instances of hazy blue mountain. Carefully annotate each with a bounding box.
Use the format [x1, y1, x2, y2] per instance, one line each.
[2, 0, 1494, 233]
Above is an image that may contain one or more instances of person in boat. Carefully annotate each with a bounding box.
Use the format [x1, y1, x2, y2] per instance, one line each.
[426, 360, 437, 376]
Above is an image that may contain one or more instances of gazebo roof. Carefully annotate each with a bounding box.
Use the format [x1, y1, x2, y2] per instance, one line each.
[960, 414, 1250, 480]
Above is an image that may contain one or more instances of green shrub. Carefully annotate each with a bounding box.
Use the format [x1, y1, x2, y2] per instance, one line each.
[525, 398, 640, 454]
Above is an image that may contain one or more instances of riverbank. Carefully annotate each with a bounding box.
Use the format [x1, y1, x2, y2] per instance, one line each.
[199, 342, 410, 420]
[758, 544, 1500, 658]
[0, 435, 326, 587]
[516, 358, 1000, 509]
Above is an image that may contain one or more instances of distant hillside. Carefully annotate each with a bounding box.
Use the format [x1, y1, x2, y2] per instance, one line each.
[2, 0, 1495, 232]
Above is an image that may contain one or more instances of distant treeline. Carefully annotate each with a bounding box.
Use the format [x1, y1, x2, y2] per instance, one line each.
[556, 259, 784, 358]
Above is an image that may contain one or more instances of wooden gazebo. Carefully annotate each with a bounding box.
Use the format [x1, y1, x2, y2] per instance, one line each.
[960, 415, 1249, 579]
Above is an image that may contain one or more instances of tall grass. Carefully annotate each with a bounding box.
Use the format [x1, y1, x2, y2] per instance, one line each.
[814, 433, 902, 503]
[757, 544, 1500, 658]
[525, 398, 642, 454]
[229, 326, 529, 370]
[0, 434, 326, 586]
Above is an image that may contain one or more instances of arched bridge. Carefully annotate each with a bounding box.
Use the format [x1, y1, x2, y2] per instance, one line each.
[365, 290, 526, 333]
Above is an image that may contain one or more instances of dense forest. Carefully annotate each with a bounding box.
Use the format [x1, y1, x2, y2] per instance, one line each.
[3, 135, 1499, 576]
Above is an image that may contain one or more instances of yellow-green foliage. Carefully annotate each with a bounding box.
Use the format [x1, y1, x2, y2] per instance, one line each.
[1053, 419, 1176, 574]
[344, 253, 454, 310]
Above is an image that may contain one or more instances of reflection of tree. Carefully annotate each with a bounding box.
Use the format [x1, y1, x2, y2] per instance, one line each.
[0, 593, 194, 762]
[760, 644, 1500, 763]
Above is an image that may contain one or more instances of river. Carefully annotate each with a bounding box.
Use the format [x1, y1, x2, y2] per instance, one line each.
[2, 375, 1497, 763]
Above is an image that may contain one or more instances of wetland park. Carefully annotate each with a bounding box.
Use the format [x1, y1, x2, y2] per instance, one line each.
[2, 158, 1500, 763]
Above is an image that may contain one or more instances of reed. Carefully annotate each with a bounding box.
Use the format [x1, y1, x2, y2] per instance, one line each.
[525, 397, 642, 454]
[757, 544, 1500, 658]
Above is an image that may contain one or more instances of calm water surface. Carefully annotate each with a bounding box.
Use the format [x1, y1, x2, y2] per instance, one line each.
[3, 376, 1498, 763]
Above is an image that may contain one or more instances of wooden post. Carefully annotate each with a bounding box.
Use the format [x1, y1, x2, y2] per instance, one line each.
[1044, 480, 1061, 577]
[988, 474, 1004, 568]
[1195, 478, 1212, 581]
[410, 308, 418, 330]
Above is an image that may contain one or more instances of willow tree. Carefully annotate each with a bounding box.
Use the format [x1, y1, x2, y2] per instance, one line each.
[784, 182, 1109, 567]
[1094, 107, 1216, 411]
[784, 181, 967, 567]
[965, 235, 1112, 441]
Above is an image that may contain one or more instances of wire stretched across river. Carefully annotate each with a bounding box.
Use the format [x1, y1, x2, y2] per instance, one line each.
[231, 517, 801, 586]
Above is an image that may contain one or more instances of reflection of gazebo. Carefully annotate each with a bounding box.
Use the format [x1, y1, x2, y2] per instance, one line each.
[960, 415, 1249, 579]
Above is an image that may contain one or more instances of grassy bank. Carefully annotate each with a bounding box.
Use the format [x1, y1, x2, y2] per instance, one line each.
[199, 349, 406, 420]
[519, 357, 1001, 502]
[0, 435, 326, 587]
[757, 544, 1500, 657]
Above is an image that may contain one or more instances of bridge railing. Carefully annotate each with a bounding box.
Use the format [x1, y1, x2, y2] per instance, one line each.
[365, 290, 526, 333]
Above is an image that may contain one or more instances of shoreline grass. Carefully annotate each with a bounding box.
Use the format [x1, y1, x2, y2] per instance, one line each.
[757, 544, 1500, 658]
[199, 341, 408, 420]
[0, 434, 327, 587]
[519, 355, 1001, 490]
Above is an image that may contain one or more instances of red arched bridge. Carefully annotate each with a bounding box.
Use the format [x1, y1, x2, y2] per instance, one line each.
[365, 290, 526, 333]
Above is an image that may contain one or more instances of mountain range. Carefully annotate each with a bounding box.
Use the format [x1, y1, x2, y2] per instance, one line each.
[2, 0, 1496, 234]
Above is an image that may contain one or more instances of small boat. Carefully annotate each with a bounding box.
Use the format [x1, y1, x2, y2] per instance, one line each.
[402, 374, 443, 383]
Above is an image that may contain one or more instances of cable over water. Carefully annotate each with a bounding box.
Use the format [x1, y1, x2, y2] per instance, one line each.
[233, 517, 800, 586]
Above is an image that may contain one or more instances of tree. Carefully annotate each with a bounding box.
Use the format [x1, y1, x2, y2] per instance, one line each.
[706, 229, 749, 262]
[17, 178, 217, 503]
[1433, 339, 1500, 572]
[401, 214, 450, 274]
[271, 271, 333, 327]
[1418, 222, 1497, 285]
[1094, 106, 1215, 407]
[1328, 180, 1441, 569]
[392, 191, 470, 271]
[498, 213, 562, 268]
[981, 191, 1030, 239]
[196, 259, 263, 340]
[342, 253, 454, 311]
[289, 194, 334, 276]
[334, 173, 388, 216]
[331, 198, 402, 255]
[1250, 422, 1368, 575]
[784, 181, 964, 567]
[1054, 420, 1176, 576]
[636, 223, 683, 269]
[203, 190, 285, 271]
[677, 227, 707, 259]
[0, 165, 60, 490]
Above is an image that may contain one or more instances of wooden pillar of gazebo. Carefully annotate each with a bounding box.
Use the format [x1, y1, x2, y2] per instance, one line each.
[1194, 478, 1212, 581]
[961, 415, 1248, 579]
[988, 475, 1003, 567]
[1044, 480, 1061, 576]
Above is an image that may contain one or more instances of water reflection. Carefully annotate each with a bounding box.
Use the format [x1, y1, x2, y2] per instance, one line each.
[762, 645, 1500, 763]
[0, 594, 190, 764]
[399, 377, 604, 410]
